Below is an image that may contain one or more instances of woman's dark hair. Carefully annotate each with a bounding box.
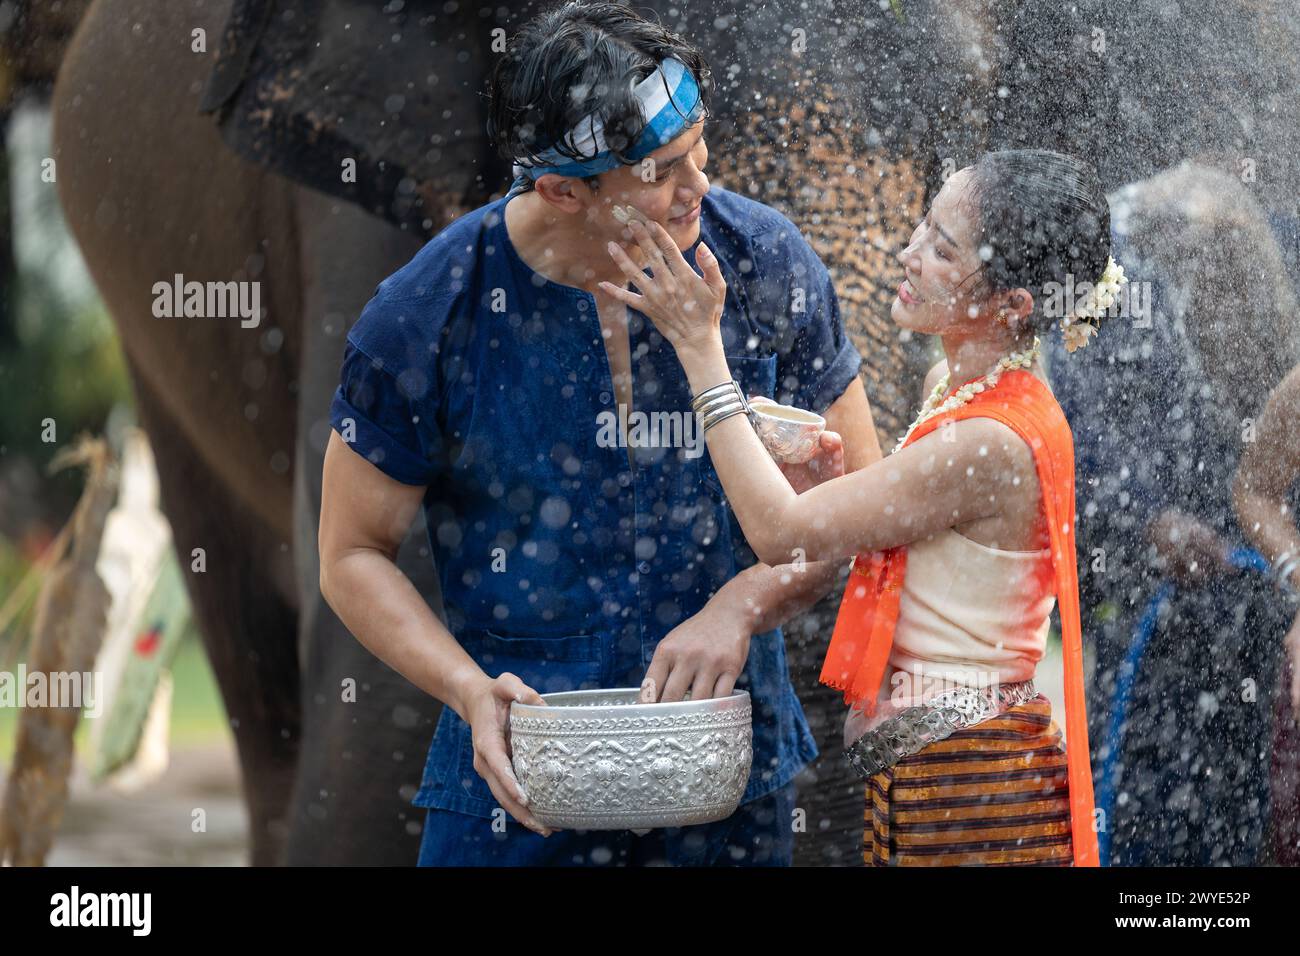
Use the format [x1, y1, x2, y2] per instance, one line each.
[962, 149, 1111, 332]
[486, 2, 712, 192]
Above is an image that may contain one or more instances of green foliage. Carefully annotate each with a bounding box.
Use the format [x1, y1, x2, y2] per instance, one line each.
[0, 274, 131, 463]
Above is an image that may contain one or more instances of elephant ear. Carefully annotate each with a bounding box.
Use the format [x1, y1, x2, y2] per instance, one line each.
[198, 0, 513, 238]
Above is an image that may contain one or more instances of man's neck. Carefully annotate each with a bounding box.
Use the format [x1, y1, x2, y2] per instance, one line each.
[505, 190, 644, 294]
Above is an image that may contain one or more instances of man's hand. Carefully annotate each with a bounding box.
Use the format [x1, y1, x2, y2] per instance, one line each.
[639, 428, 851, 704]
[642, 589, 751, 703]
[462, 672, 554, 837]
[1146, 507, 1233, 586]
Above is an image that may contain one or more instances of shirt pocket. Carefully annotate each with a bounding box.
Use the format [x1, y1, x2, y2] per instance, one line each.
[697, 353, 777, 497]
[444, 628, 606, 814]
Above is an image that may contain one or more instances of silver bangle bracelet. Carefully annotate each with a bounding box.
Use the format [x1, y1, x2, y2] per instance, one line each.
[691, 379, 755, 434]
[690, 381, 739, 412]
[1275, 556, 1300, 596]
[696, 396, 745, 426]
[1272, 548, 1297, 582]
[694, 390, 745, 420]
[698, 403, 750, 434]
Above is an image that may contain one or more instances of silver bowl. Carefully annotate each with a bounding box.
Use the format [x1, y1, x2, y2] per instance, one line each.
[509, 688, 753, 830]
[748, 396, 826, 464]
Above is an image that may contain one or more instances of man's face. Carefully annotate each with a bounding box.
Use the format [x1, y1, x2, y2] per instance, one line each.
[590, 119, 710, 249]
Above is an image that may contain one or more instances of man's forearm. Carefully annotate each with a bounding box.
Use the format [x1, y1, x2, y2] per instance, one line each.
[713, 557, 847, 636]
[320, 549, 487, 720]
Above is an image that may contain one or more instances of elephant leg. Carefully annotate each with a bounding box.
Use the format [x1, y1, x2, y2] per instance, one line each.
[282, 184, 441, 865]
[123, 349, 302, 866]
[53, 0, 308, 864]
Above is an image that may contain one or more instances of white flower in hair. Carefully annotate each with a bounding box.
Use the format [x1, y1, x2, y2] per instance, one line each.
[1061, 320, 1098, 353]
[1061, 256, 1127, 353]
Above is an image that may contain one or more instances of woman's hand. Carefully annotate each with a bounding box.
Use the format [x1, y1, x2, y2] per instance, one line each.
[777, 430, 845, 494]
[599, 218, 726, 355]
[462, 672, 555, 837]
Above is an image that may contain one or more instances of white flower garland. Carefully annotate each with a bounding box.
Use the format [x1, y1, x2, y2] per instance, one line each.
[1061, 256, 1127, 353]
[892, 336, 1041, 454]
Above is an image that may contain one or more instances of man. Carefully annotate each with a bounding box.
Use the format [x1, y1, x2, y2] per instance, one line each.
[318, 1, 880, 866]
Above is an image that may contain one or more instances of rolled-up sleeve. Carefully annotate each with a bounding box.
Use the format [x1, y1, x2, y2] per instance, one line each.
[330, 337, 442, 486]
[756, 223, 862, 414]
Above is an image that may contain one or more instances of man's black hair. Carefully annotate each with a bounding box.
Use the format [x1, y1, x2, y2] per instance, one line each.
[486, 1, 712, 192]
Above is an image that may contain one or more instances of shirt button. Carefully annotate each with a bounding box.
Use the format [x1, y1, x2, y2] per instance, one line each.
[599, 391, 611, 404]
[637, 561, 651, 574]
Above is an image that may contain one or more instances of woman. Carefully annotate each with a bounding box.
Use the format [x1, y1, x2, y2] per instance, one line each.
[1234, 359, 1300, 865]
[601, 149, 1115, 866]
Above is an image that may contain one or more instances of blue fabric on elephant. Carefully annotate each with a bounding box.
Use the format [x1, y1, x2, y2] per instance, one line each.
[329, 185, 861, 861]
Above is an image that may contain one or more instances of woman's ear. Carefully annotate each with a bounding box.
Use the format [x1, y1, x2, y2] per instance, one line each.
[1006, 288, 1035, 325]
[991, 288, 1035, 332]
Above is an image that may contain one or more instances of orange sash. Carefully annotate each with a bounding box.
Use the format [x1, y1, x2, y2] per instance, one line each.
[820, 369, 1099, 867]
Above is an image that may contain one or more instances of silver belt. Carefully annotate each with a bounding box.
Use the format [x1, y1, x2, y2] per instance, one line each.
[844, 679, 1040, 780]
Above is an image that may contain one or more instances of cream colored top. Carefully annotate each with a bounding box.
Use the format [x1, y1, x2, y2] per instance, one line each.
[842, 527, 1056, 747]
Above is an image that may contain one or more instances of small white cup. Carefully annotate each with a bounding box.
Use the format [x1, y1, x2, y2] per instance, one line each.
[747, 396, 826, 464]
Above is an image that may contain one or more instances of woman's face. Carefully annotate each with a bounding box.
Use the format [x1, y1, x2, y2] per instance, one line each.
[891, 166, 993, 335]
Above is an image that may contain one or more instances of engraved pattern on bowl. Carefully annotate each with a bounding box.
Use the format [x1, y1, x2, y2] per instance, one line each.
[747, 397, 826, 464]
[509, 688, 753, 830]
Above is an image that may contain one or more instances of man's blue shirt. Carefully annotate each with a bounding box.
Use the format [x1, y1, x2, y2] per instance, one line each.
[329, 185, 861, 817]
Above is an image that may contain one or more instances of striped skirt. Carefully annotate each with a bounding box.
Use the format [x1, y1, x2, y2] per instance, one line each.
[862, 694, 1074, 866]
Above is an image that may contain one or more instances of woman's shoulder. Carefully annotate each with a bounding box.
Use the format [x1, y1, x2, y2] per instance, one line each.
[921, 358, 949, 399]
[949, 415, 1036, 466]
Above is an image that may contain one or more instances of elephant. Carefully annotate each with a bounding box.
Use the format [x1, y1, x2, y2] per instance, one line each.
[47, 0, 1300, 865]
[48, 0, 970, 866]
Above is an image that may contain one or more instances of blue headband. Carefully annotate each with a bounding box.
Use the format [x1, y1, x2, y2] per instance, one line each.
[507, 57, 704, 195]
